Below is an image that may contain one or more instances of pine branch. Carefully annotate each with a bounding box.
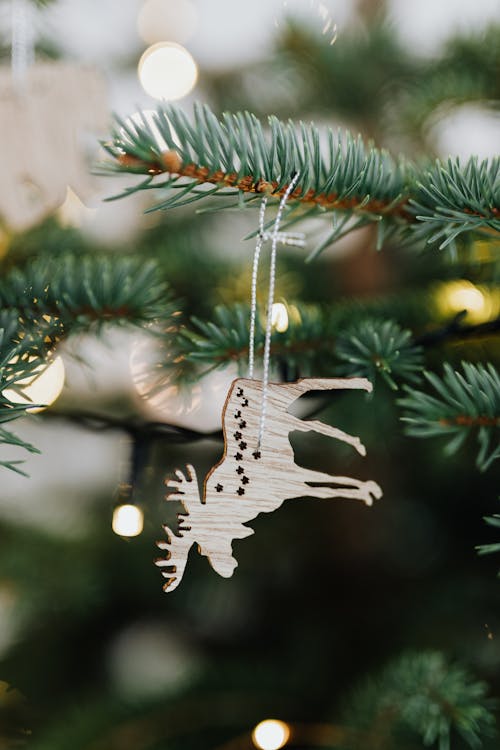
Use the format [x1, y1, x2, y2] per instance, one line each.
[178, 303, 337, 377]
[100, 104, 500, 255]
[341, 650, 496, 750]
[409, 157, 500, 250]
[162, 301, 500, 388]
[0, 426, 41, 476]
[0, 254, 176, 339]
[399, 362, 500, 471]
[270, 22, 500, 147]
[477, 502, 500, 564]
[0, 255, 178, 473]
[335, 319, 424, 390]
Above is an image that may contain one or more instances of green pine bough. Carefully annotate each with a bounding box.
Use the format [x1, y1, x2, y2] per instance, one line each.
[399, 362, 500, 471]
[477, 498, 500, 568]
[175, 306, 424, 386]
[341, 650, 496, 750]
[0, 254, 176, 472]
[101, 103, 500, 256]
[98, 104, 500, 474]
[150, 301, 500, 472]
[335, 319, 424, 389]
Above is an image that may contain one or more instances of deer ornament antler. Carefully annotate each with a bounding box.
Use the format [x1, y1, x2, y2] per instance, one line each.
[156, 376, 382, 592]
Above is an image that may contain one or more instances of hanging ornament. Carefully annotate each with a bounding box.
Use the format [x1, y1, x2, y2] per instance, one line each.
[156, 175, 382, 592]
[0, 1, 108, 232]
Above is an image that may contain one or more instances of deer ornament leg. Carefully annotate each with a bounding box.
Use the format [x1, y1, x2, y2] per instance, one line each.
[300, 469, 383, 506]
[156, 377, 382, 591]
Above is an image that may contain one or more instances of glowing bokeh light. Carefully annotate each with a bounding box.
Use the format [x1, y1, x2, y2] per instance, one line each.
[138, 42, 198, 101]
[447, 284, 485, 313]
[436, 279, 496, 324]
[271, 303, 289, 333]
[3, 356, 65, 413]
[112, 504, 144, 537]
[252, 720, 290, 750]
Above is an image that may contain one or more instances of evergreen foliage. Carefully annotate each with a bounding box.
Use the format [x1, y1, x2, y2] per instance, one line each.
[399, 362, 500, 471]
[341, 651, 496, 750]
[0, 7, 499, 750]
[335, 319, 424, 389]
[102, 104, 500, 256]
[0, 255, 177, 470]
[220, 21, 500, 149]
[477, 499, 500, 565]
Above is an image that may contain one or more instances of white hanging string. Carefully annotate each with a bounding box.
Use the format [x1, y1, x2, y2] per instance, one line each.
[11, 0, 35, 84]
[248, 190, 305, 379]
[258, 172, 301, 449]
[247, 195, 268, 380]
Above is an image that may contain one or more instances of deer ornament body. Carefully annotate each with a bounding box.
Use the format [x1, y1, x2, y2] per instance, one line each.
[156, 377, 382, 591]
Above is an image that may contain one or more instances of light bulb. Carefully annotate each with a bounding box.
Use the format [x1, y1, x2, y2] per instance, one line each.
[3, 355, 65, 413]
[252, 720, 290, 750]
[138, 42, 198, 101]
[271, 303, 289, 333]
[112, 504, 144, 537]
[436, 280, 495, 324]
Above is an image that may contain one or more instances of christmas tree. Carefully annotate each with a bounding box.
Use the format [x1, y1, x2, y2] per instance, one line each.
[0, 1, 499, 749]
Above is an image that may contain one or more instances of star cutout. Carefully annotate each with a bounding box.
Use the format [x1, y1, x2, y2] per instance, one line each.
[237, 487, 245, 496]
[239, 420, 247, 429]
[242, 476, 249, 485]
[253, 450, 261, 460]
[239, 441, 247, 450]
[234, 431, 242, 440]
[236, 466, 244, 475]
[234, 410, 242, 418]
[215, 483, 223, 492]
[234, 452, 243, 460]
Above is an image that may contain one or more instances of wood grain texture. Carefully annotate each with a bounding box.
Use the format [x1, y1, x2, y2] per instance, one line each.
[0, 63, 108, 231]
[156, 377, 382, 591]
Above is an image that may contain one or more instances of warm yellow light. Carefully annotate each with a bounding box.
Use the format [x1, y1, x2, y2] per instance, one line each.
[112, 505, 144, 538]
[271, 303, 289, 333]
[3, 356, 65, 413]
[436, 280, 494, 324]
[252, 720, 290, 750]
[448, 283, 485, 312]
[138, 42, 198, 101]
[137, 0, 198, 45]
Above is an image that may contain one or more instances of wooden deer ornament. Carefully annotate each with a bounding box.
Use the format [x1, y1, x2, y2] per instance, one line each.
[156, 377, 382, 591]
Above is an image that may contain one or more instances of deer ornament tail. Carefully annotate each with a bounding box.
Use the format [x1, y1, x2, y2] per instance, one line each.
[156, 377, 382, 592]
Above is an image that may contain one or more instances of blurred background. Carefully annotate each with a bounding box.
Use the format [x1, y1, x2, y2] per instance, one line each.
[0, 1, 499, 748]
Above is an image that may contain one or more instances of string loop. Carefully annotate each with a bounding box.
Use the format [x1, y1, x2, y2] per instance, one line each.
[247, 195, 268, 380]
[246, 175, 302, 449]
[258, 173, 301, 448]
